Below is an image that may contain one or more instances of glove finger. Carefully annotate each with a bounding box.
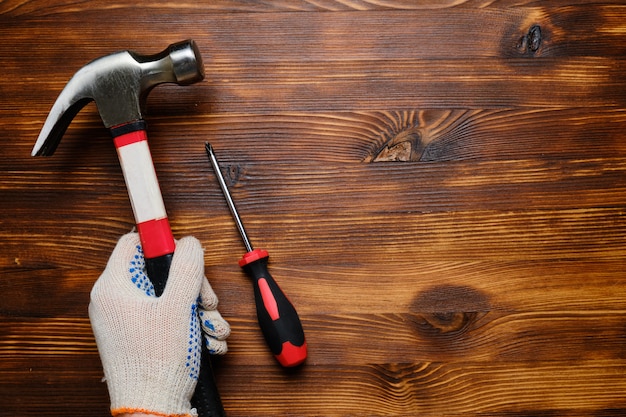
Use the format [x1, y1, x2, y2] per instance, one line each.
[163, 236, 205, 302]
[198, 275, 219, 311]
[204, 335, 228, 355]
[93, 232, 153, 296]
[199, 308, 231, 341]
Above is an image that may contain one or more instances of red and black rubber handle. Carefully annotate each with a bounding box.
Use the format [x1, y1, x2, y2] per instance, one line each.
[239, 249, 307, 367]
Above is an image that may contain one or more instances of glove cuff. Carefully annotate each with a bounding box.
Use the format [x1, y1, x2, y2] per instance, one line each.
[104, 356, 198, 417]
[112, 406, 196, 417]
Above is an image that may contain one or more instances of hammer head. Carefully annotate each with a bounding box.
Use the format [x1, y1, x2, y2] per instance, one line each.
[32, 40, 204, 156]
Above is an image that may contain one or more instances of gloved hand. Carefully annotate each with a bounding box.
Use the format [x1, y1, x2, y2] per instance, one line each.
[89, 232, 230, 417]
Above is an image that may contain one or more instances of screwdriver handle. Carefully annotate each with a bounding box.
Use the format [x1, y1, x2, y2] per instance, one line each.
[239, 249, 307, 367]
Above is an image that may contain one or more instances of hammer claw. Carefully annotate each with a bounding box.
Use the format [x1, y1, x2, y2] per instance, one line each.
[32, 97, 92, 156]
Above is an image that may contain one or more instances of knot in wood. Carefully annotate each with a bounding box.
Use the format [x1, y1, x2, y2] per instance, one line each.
[226, 163, 242, 186]
[373, 128, 424, 162]
[409, 284, 490, 340]
[414, 311, 478, 337]
[517, 25, 542, 55]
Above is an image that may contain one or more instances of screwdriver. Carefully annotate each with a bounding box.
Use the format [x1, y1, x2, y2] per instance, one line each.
[205, 143, 307, 367]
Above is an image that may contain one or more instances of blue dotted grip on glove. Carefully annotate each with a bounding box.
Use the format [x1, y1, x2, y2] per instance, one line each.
[188, 301, 202, 380]
[129, 244, 156, 297]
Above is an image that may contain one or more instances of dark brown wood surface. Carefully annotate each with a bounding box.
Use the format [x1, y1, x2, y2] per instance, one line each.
[1, 1, 626, 416]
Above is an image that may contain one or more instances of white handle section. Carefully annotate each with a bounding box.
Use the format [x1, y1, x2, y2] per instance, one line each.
[116, 140, 168, 224]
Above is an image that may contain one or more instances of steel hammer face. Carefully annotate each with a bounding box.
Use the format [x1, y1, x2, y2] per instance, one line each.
[31, 40, 205, 295]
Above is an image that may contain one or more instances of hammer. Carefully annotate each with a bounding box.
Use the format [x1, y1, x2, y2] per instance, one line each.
[32, 40, 225, 417]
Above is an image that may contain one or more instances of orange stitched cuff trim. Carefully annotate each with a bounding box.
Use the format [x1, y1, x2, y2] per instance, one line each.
[112, 407, 193, 417]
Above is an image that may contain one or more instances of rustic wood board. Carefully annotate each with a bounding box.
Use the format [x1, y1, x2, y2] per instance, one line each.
[1, 1, 625, 416]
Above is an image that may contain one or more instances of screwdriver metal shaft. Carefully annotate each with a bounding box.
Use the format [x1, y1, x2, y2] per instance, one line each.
[205, 143, 253, 253]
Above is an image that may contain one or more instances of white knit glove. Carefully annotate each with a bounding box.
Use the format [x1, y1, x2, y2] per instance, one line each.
[89, 233, 230, 417]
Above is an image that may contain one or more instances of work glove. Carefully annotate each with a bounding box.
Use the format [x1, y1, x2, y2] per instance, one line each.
[89, 232, 230, 417]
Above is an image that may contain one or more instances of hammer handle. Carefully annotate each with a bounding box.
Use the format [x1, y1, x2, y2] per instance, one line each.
[113, 128, 176, 260]
[112, 123, 226, 417]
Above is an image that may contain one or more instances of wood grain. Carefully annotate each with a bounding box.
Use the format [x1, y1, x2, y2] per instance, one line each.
[1, 2, 625, 416]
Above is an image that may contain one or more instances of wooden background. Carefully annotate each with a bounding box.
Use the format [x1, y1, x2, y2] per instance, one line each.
[1, 1, 625, 416]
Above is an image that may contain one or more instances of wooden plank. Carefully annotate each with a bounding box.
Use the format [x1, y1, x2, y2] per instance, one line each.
[216, 361, 626, 416]
[3, 0, 626, 17]
[8, 57, 625, 112]
[2, 259, 626, 317]
[2, 7, 626, 113]
[4, 157, 626, 215]
[2, 205, 626, 270]
[3, 360, 625, 417]
[7, 108, 626, 165]
[2, 357, 625, 416]
[3, 310, 626, 364]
